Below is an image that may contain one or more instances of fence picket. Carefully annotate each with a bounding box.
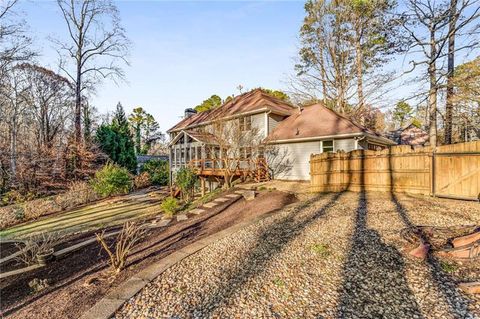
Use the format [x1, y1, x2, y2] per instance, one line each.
[310, 141, 480, 200]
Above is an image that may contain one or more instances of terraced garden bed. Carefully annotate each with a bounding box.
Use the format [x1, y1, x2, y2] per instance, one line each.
[1, 189, 295, 319]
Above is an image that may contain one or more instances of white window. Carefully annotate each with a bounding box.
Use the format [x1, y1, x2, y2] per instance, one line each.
[322, 140, 334, 153]
[239, 116, 252, 132]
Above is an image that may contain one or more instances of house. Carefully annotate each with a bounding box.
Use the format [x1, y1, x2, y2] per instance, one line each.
[167, 89, 395, 184]
[268, 103, 396, 180]
[388, 123, 429, 146]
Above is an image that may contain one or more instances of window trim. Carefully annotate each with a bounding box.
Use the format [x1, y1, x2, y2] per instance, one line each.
[321, 140, 334, 153]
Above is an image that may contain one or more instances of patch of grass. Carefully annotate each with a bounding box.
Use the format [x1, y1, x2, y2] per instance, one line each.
[440, 260, 458, 273]
[311, 243, 331, 257]
[258, 186, 267, 191]
[172, 286, 184, 294]
[272, 277, 286, 288]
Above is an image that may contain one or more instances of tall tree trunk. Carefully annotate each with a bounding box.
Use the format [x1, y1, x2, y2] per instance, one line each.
[135, 124, 141, 154]
[428, 28, 438, 147]
[319, 49, 328, 104]
[75, 58, 82, 146]
[10, 120, 17, 184]
[444, 0, 458, 144]
[355, 30, 365, 123]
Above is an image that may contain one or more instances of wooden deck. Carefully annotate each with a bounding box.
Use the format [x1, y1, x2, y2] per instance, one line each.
[188, 158, 269, 181]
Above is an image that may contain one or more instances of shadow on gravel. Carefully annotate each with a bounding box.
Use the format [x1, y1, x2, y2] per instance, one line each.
[336, 191, 424, 318]
[187, 191, 343, 317]
[387, 148, 472, 318]
[390, 193, 472, 318]
[336, 151, 423, 319]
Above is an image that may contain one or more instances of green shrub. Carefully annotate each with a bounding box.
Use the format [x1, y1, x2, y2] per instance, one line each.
[91, 163, 133, 197]
[175, 166, 197, 201]
[160, 196, 179, 217]
[141, 160, 169, 186]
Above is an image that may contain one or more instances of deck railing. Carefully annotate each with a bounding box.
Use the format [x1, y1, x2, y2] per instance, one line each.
[188, 157, 270, 181]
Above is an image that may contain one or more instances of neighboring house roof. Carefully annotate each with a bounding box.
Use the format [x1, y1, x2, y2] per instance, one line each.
[388, 123, 429, 146]
[136, 155, 168, 164]
[167, 89, 295, 133]
[268, 103, 395, 144]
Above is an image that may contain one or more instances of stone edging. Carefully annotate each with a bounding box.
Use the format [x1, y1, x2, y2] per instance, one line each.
[80, 221, 251, 319]
[80, 201, 300, 319]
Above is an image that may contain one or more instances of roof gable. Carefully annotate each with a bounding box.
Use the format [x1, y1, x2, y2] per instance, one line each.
[268, 103, 378, 140]
[167, 89, 295, 133]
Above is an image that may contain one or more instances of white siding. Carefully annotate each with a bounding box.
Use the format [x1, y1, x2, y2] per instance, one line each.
[272, 141, 321, 181]
[251, 113, 266, 137]
[272, 137, 358, 181]
[268, 114, 284, 134]
[334, 138, 356, 152]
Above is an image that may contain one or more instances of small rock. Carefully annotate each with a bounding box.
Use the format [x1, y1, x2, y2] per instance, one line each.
[176, 214, 188, 221]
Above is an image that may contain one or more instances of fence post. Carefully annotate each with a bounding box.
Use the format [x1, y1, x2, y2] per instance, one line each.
[431, 150, 436, 197]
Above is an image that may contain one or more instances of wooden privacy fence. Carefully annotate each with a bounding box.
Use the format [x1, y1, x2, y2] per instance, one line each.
[310, 141, 480, 201]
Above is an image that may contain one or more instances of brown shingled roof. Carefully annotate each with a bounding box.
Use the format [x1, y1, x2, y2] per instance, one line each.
[268, 103, 380, 140]
[167, 89, 295, 132]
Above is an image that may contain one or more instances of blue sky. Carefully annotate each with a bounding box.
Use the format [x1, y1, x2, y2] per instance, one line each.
[16, 0, 480, 132]
[19, 0, 306, 131]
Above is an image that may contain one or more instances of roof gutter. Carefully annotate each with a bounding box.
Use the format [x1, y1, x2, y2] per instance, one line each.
[268, 132, 396, 145]
[268, 132, 365, 144]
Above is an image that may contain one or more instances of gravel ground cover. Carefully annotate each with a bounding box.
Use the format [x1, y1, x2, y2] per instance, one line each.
[115, 191, 480, 319]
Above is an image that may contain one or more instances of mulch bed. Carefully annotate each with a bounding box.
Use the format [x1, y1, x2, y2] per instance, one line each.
[1, 190, 296, 319]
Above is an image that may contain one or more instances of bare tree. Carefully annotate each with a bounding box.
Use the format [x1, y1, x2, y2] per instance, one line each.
[204, 116, 291, 188]
[293, 0, 402, 120]
[450, 57, 480, 141]
[401, 0, 479, 146]
[444, 0, 480, 143]
[0, 65, 30, 183]
[20, 63, 74, 149]
[0, 0, 35, 78]
[205, 118, 261, 188]
[53, 0, 130, 146]
[295, 0, 356, 114]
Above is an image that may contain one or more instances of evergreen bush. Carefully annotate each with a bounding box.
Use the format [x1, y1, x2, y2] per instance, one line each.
[141, 159, 169, 186]
[91, 163, 133, 197]
[160, 196, 179, 217]
[175, 166, 197, 201]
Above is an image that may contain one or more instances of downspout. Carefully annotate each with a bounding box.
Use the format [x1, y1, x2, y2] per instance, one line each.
[354, 135, 366, 149]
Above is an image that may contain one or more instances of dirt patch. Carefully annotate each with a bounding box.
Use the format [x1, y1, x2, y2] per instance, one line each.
[1, 190, 296, 319]
[0, 242, 19, 259]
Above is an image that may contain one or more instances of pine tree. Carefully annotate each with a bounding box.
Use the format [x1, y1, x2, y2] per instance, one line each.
[96, 102, 137, 172]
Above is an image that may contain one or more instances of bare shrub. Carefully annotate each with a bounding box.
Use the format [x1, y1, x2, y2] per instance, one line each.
[96, 222, 148, 274]
[15, 233, 60, 266]
[0, 183, 98, 229]
[68, 181, 98, 204]
[23, 197, 57, 220]
[53, 181, 98, 211]
[134, 172, 151, 189]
